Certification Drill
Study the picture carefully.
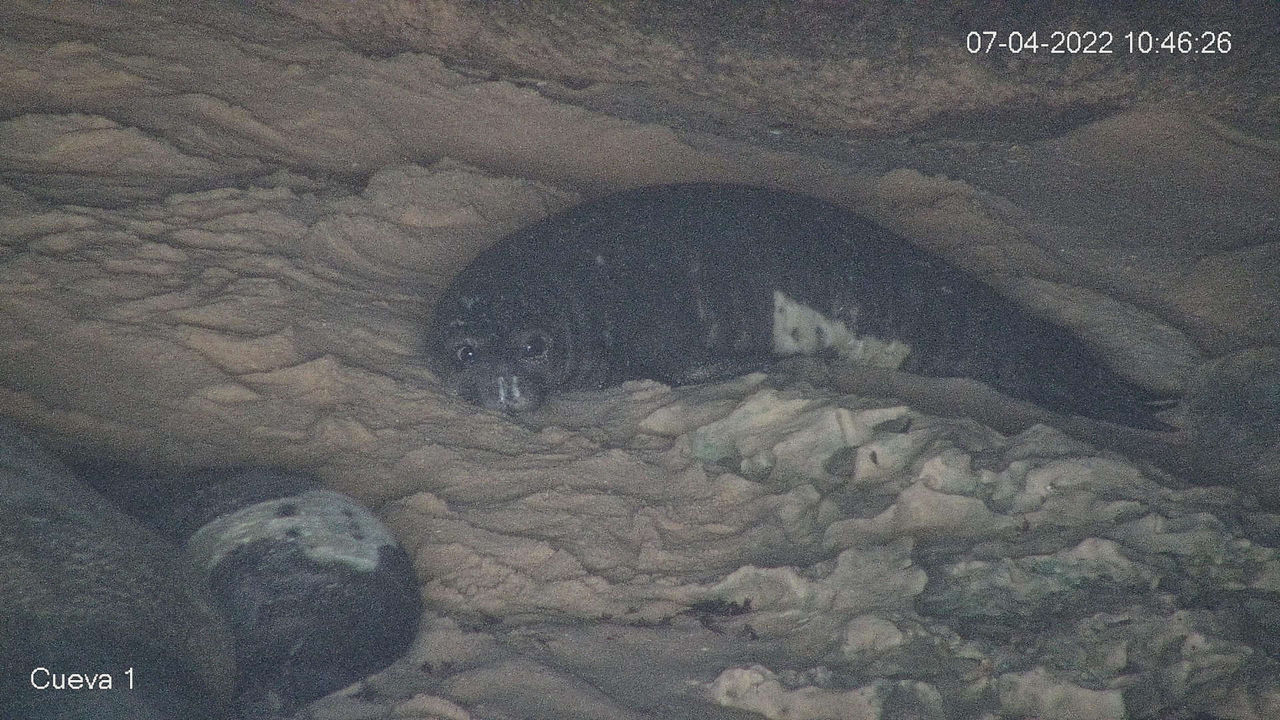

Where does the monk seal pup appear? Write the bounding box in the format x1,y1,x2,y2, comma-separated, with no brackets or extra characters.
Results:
153,469,422,718
426,183,1171,429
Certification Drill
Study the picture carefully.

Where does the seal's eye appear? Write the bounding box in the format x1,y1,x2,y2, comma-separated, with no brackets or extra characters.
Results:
519,333,549,359
453,343,476,363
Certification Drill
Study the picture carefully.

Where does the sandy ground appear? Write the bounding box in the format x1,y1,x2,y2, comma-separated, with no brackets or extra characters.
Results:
2,1,1279,718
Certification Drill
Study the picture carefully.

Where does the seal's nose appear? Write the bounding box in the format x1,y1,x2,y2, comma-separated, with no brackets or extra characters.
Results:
482,374,538,413
456,366,547,413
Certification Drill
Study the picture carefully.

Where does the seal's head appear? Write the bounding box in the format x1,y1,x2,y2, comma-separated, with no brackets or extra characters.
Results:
426,260,610,413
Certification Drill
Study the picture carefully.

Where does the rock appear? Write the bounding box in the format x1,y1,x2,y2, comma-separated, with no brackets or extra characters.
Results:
0,421,236,720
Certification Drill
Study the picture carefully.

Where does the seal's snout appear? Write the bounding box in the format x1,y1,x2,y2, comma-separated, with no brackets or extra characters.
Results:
486,374,538,412
457,367,547,413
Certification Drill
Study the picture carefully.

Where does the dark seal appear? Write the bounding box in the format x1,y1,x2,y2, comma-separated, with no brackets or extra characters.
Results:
167,470,422,718
426,183,1169,429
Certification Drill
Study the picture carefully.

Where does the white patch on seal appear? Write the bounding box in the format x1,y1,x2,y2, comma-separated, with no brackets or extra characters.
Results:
772,290,912,368
185,489,395,574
